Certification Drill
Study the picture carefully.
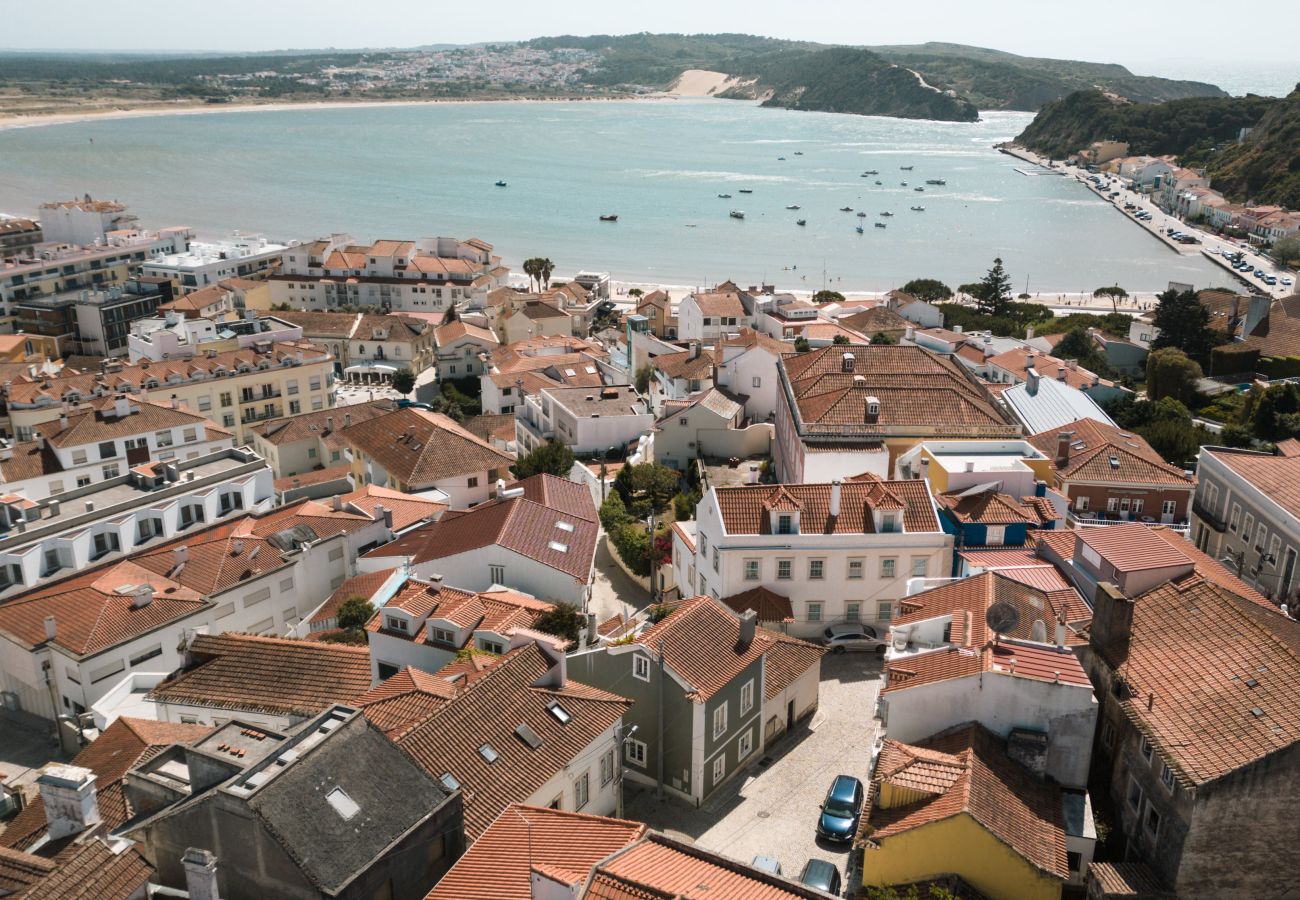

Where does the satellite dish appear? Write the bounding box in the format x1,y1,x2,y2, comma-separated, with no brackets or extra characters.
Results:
985,600,1021,638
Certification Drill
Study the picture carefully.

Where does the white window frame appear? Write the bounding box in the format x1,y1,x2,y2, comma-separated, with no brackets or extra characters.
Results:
574,772,590,811
739,679,754,716
880,557,896,579
847,558,864,580
737,729,754,760
626,739,647,767
712,702,728,740
633,655,651,682
743,559,760,581
712,755,726,786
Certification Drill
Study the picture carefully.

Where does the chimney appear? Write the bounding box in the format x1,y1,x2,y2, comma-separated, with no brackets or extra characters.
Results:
1091,581,1134,667
182,848,220,900
44,616,56,642
829,480,842,517
1067,358,1078,371
173,545,190,567
1243,293,1271,338
36,765,101,840
1056,366,1067,381
1025,325,1035,340
375,505,393,529
113,395,130,418
132,585,154,609
904,325,915,342
1055,431,1074,467
737,609,758,651
331,494,342,511
864,396,880,425
84,501,95,513
47,499,60,518
1024,351,1034,371
36,434,45,450
58,415,68,430
965,460,975,473
325,415,334,433
688,341,700,360
586,612,598,647
952,325,962,334
1055,611,1068,648
1034,480,1047,497
1025,368,1040,397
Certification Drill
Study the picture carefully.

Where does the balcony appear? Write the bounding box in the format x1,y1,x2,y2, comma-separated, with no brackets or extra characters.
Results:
239,388,282,404
1191,499,1226,533
1067,511,1190,536
240,406,283,424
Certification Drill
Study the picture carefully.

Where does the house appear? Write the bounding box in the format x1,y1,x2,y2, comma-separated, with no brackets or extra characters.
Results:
250,400,397,478
139,232,286,294
985,347,1121,403
433,320,499,381
144,632,374,730
127,309,304,363
386,634,632,839
675,479,952,635
774,344,1018,483
881,572,1096,787
347,312,436,376
1078,139,1129,166
1238,294,1300,364
364,572,555,681
0,396,234,501
1089,330,1149,377
677,289,749,341
123,706,465,900
635,289,678,339
156,282,238,319
515,384,652,456
838,304,913,343
479,335,609,415
654,387,766,471
712,327,789,422
359,473,599,607
647,342,715,413
885,289,945,328
936,484,1063,552
855,723,1087,900
568,596,823,806
497,300,573,343
893,438,1054,493
1189,443,1300,601
1029,420,1196,528
1084,575,1300,897
1001,373,1117,435
341,405,513,506
0,800,156,899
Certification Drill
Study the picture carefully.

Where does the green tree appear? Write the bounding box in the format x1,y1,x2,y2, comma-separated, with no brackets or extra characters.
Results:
615,463,680,518
871,331,896,345
540,258,556,291
634,363,654,395
599,490,633,532
1054,328,1112,376
1245,382,1300,442
793,335,811,353
1151,289,1216,366
522,258,543,292
1146,347,1203,406
627,287,644,298
899,278,953,302
390,368,416,398
832,333,851,345
336,596,375,633
1093,284,1129,313
512,441,576,479
1272,234,1300,267
444,302,459,322
971,257,1013,317
531,602,584,645
812,290,845,302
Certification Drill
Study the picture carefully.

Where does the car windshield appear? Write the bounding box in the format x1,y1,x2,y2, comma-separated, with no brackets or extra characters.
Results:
824,797,856,817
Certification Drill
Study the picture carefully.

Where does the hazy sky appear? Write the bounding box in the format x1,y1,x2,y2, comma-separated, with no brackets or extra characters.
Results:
5,0,1300,69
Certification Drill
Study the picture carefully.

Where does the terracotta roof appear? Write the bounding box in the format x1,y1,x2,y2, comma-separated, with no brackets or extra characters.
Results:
0,846,56,894
713,480,940,535
340,483,447,531
276,310,361,339
781,344,1014,437
274,463,352,493
0,717,210,851
713,327,789,360
1028,420,1194,487
309,568,395,627
435,319,499,347
1240,293,1300,357
864,723,1068,880
339,406,513,489
957,548,1074,594
19,838,154,900
393,643,631,838
762,637,825,701
356,666,462,740
839,305,912,335
147,633,372,717
986,348,1113,392
253,399,395,446
1088,861,1173,897
366,474,597,582
354,312,429,341
1102,577,1300,786
687,291,746,317
891,570,1090,646
365,580,553,651
1144,525,1270,607
651,348,715,381
460,413,517,446
937,488,1047,526
427,804,646,900
719,586,794,623
34,399,227,449
1202,446,1300,521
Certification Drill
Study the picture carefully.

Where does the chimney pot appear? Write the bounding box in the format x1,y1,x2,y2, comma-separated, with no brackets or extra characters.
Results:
1055,431,1074,467
133,585,154,608
738,609,758,650
829,480,842,518
36,765,100,840
182,848,220,900
44,615,56,641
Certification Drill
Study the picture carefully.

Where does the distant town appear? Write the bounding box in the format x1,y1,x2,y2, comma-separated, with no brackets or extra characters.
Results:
0,181,1297,900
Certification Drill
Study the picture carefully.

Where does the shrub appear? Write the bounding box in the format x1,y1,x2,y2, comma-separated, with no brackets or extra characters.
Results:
600,491,633,532
531,602,584,645
336,597,375,632
610,523,652,576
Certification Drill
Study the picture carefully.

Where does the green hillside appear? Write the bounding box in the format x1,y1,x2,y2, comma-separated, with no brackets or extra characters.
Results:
1207,85,1300,208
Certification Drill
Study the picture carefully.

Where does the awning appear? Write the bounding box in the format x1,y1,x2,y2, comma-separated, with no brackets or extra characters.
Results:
344,363,398,374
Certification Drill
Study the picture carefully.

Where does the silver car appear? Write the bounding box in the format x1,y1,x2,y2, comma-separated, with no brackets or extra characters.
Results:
822,622,888,654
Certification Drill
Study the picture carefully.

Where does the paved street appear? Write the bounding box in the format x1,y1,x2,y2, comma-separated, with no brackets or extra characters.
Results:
588,537,650,623
624,651,883,884
0,708,66,837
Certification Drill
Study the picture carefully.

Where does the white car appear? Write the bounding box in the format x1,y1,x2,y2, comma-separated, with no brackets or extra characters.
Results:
822,623,888,654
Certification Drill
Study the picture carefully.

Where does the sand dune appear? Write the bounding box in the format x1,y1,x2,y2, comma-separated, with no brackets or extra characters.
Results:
669,69,743,97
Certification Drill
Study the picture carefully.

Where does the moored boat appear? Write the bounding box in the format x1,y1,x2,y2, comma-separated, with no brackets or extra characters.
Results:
494,180,507,187
599,215,618,222
875,222,887,228
796,219,807,226
926,179,946,185
730,210,746,219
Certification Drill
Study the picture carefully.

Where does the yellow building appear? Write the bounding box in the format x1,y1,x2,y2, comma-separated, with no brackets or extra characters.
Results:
857,723,1074,900
0,333,61,364
3,340,335,444
894,439,1055,492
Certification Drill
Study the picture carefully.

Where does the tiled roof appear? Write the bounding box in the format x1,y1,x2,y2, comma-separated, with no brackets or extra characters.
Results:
0,846,56,893
1028,420,1193,487
461,413,518,446
393,643,632,838
1144,525,1270,607
937,488,1044,525
713,480,940,535
339,406,512,488
340,483,447,531
986,347,1113,392
147,633,372,717
426,804,646,900
1088,861,1173,897
354,312,429,341
958,548,1074,594
252,399,395,446
720,586,794,623
1240,293,1300,357
688,291,746,317
1202,446,1300,521
276,310,362,338
1077,523,1196,573
274,463,352,492
892,570,1090,644
781,344,1015,437
35,399,227,449
435,319,499,347
309,568,395,627
762,637,825,701
367,475,597,582
713,327,788,360
0,717,210,851
1103,577,1300,786
864,723,1068,880
652,349,715,381
356,666,461,740
840,305,913,335
884,638,1090,694
365,581,553,651
20,838,154,900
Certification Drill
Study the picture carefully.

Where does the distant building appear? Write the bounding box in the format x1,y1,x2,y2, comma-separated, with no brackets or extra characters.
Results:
140,233,287,294
15,278,167,358
516,384,652,456
433,319,498,380
0,217,42,257
678,288,750,342
1000,372,1116,435
249,399,396,478
38,197,139,245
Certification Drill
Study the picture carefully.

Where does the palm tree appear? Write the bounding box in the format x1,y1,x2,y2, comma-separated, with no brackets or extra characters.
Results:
540,258,555,291
522,258,541,292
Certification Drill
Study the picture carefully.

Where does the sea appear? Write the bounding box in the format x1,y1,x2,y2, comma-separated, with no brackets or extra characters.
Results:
0,100,1242,294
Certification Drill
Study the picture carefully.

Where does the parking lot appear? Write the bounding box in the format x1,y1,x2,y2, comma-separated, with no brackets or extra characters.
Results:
624,650,882,885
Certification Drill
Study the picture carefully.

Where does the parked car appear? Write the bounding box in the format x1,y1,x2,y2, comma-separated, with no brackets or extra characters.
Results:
822,622,887,654
750,855,782,875
817,775,864,842
799,859,842,895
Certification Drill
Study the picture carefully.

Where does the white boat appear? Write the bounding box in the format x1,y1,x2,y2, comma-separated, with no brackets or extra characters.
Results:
730,210,745,220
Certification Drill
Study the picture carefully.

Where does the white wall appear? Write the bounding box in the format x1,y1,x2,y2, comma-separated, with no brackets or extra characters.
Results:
717,347,780,422
761,659,820,745
526,721,623,817
801,446,891,483
360,545,589,607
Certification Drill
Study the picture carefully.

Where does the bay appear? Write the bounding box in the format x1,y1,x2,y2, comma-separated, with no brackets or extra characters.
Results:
0,99,1236,293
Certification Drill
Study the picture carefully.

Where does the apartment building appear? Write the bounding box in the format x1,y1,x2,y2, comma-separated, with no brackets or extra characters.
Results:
270,234,508,312
432,319,498,380
127,310,303,362
38,197,139,244
0,395,235,500
139,233,287,293
516,384,652,455
2,339,335,444
14,278,168,357
678,289,750,341
279,310,435,375
674,479,952,636
249,400,395,478
0,217,42,257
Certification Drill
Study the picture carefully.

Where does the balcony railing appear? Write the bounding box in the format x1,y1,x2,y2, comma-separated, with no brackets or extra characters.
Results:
1191,499,1227,533
1067,511,1190,535
239,389,282,404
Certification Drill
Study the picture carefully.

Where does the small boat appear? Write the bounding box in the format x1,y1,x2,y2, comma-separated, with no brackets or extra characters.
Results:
777,156,786,160
914,186,925,192
786,204,801,210
926,179,946,185
875,180,882,185
494,180,508,187
730,210,745,219
717,193,732,199
794,151,804,155
911,205,925,211
900,166,914,171
839,206,854,212
796,219,807,226
856,211,867,218
880,211,894,217
599,215,618,222
901,181,908,186
738,189,753,194
875,222,887,228
856,225,864,234
863,169,878,175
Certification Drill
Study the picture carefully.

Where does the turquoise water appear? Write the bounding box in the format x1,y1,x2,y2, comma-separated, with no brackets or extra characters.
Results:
0,99,1235,292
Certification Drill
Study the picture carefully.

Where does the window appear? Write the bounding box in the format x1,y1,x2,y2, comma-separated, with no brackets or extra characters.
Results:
102,463,120,479
880,513,898,533
752,376,761,388
182,427,197,443
1229,504,1241,532
1132,499,1144,514
808,559,824,580
1127,777,1143,811
1160,763,1176,792
1101,721,1115,749
433,627,455,644
71,449,87,465
1075,495,1090,511
911,557,928,578
626,739,647,767
807,601,822,623
846,602,860,622
42,548,63,576
743,559,759,581
1140,735,1153,763
1106,497,1119,513
98,441,115,459
699,534,708,557
878,601,893,621
129,643,163,666
1145,804,1161,837
468,476,478,488
198,396,212,412
777,559,792,580
712,755,726,786
740,679,754,715
738,729,754,760
712,702,728,739
489,564,505,583
385,616,407,632
548,702,571,725
847,558,864,580
600,749,614,786
984,525,1005,546
777,514,793,535
1243,514,1254,544
480,639,505,654
245,587,271,607
289,400,301,415
92,531,120,559
477,744,499,764
712,547,719,572
1163,500,1177,517
880,558,897,579
220,391,233,408
155,430,174,448
633,655,651,681
574,772,590,810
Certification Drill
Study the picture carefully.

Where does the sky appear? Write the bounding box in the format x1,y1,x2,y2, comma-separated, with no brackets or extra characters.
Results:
5,0,1300,71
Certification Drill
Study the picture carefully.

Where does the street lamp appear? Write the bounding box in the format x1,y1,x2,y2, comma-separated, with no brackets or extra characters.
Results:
614,723,639,818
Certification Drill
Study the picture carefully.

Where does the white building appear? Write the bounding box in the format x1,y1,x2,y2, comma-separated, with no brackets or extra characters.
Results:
653,388,770,472
127,310,303,362
677,289,749,342
712,329,791,423
37,197,139,245
893,439,1054,496
516,384,652,456
140,233,288,294
433,320,498,381
675,479,953,637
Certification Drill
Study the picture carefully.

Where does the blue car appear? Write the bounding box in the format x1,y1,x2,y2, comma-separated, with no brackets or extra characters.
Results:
817,775,864,843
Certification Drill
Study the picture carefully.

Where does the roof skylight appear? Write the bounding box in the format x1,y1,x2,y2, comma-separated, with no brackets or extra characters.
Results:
478,743,500,763
325,786,360,821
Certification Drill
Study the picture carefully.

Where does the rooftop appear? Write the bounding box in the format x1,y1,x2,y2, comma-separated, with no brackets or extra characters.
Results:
1202,445,1300,522
542,384,648,418
1029,419,1194,487
713,480,940,535
339,406,513,488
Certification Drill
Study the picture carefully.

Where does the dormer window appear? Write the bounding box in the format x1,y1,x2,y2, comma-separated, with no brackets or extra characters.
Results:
385,615,406,633
880,513,899,533
841,352,855,373
777,514,795,535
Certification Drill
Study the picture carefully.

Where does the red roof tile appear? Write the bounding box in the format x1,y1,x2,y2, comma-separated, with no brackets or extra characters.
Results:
714,480,940,535
1028,420,1194,487
340,406,512,488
